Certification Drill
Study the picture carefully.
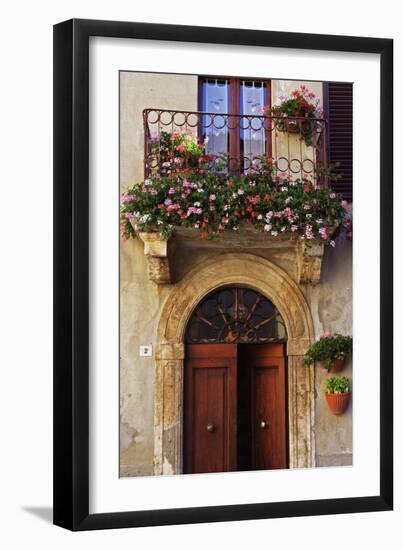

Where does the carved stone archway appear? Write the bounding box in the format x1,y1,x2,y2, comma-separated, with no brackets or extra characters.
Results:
154,253,315,475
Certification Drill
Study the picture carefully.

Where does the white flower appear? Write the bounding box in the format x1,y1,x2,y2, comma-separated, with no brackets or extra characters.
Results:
285,197,292,204
271,230,278,236
266,211,273,219
280,186,288,192
264,224,272,232
157,219,163,225
194,202,201,207
237,189,245,195
281,226,286,232
257,214,263,220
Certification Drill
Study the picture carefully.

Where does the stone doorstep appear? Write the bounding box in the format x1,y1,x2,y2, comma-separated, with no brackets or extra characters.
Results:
135,226,334,285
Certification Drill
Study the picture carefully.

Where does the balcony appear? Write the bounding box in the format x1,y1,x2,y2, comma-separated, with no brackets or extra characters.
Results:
133,108,335,286
143,108,328,184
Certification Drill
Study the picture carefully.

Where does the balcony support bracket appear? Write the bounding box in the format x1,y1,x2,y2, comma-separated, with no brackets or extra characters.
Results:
137,232,172,284
296,241,325,285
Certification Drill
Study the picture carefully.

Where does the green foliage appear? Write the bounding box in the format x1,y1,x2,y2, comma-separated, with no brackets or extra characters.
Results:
325,376,350,394
151,130,205,175
303,333,353,370
120,158,348,243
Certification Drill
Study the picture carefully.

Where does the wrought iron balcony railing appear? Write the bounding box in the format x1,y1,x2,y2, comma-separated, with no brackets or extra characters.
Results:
143,108,328,183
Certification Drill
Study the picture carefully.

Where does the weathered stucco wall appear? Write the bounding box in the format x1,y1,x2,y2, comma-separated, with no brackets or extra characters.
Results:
119,73,352,477
120,72,198,476
305,235,353,466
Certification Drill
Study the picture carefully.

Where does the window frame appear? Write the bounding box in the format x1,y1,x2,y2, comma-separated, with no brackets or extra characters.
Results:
198,76,272,174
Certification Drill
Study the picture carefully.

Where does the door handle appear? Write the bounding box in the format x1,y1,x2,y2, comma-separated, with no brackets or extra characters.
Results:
259,420,269,429
206,423,216,433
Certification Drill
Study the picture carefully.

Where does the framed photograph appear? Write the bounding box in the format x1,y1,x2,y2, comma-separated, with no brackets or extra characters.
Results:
53,19,393,530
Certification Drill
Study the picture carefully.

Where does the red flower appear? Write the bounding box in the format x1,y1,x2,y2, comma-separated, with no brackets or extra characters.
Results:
200,231,207,239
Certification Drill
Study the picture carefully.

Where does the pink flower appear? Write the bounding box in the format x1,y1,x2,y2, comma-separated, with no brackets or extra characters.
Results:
323,332,332,338
121,192,135,203
330,240,336,247
341,200,348,209
209,194,216,201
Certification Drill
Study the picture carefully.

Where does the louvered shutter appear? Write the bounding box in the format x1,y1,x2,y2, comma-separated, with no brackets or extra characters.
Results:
326,82,353,201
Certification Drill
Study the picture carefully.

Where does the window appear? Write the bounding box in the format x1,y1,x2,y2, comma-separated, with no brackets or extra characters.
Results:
199,78,271,173
186,286,286,344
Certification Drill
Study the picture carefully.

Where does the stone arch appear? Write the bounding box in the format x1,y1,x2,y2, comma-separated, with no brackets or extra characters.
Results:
154,253,315,474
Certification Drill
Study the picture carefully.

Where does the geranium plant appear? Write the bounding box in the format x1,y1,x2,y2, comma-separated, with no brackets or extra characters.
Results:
120,158,349,242
151,130,206,176
303,332,353,370
261,85,323,146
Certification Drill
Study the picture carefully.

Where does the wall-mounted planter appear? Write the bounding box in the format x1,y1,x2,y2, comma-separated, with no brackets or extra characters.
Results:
330,357,346,373
325,391,350,415
320,357,346,373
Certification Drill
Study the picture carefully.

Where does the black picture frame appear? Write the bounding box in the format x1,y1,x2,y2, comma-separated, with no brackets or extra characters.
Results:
53,18,393,531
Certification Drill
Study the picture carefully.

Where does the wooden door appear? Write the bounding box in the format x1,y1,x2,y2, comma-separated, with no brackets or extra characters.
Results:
238,344,287,470
184,343,287,474
184,344,237,474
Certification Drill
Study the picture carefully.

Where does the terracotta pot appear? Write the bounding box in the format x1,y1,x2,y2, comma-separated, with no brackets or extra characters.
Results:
286,119,301,133
331,357,346,373
325,392,350,415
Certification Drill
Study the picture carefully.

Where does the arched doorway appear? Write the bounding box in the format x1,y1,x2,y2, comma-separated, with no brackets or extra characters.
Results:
154,253,315,475
184,286,288,474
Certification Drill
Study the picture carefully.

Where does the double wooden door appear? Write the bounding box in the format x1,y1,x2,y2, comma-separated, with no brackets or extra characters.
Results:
184,343,287,474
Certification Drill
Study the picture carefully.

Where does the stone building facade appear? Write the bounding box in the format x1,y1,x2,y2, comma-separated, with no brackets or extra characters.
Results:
119,72,352,477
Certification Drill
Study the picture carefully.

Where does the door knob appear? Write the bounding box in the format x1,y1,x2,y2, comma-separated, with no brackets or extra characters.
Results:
259,420,269,429
206,423,216,433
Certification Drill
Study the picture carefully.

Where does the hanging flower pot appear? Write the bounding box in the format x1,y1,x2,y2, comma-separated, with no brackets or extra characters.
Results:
325,376,350,415
330,357,346,373
285,117,301,133
302,333,352,371
325,392,350,415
